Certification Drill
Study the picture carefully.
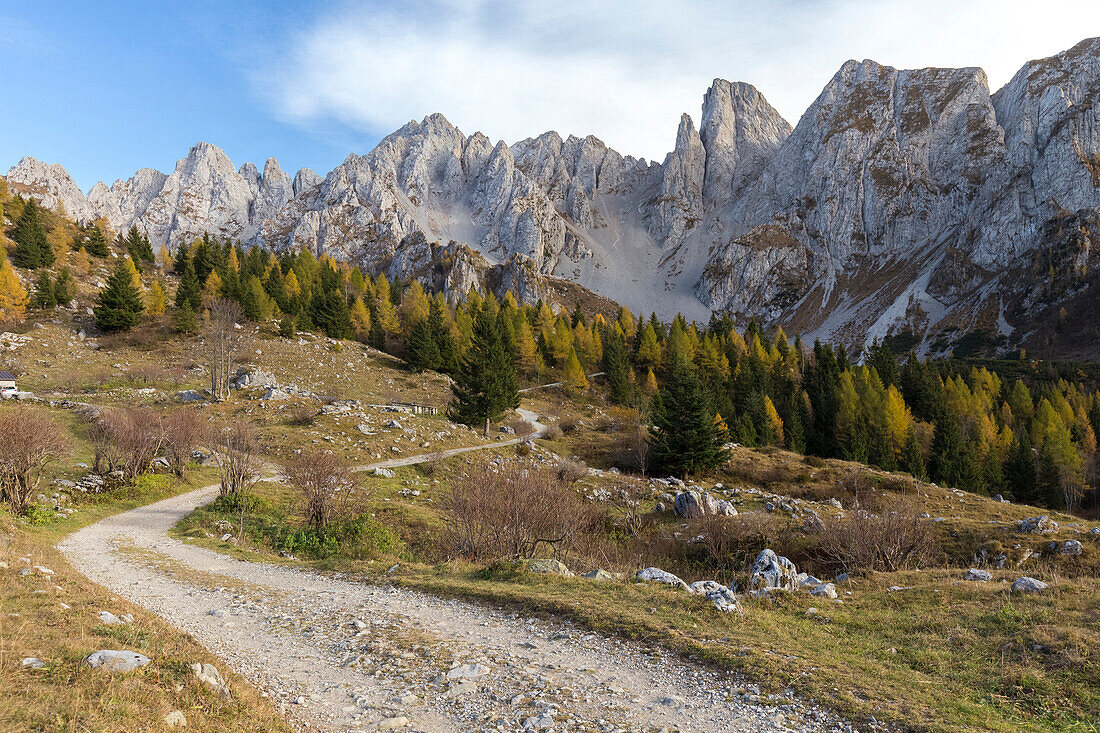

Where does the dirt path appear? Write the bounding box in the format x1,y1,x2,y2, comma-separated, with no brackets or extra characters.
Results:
56,408,855,732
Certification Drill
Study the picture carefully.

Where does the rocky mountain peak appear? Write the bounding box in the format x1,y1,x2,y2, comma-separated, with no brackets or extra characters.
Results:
6,155,94,221
699,80,792,207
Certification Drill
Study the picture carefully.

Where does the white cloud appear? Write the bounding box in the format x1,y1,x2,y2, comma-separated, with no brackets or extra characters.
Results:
264,0,1100,161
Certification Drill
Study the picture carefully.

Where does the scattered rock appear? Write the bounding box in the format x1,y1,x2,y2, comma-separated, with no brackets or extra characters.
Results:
1011,577,1048,593
85,650,151,672
963,568,993,582
673,490,718,518
581,569,616,581
444,681,477,698
527,559,573,576
164,710,187,728
22,657,46,669
750,549,798,591
97,611,126,625
1054,540,1084,556
377,716,409,730
372,467,396,479
1017,515,1058,534
635,567,690,591
190,662,231,698
446,663,490,680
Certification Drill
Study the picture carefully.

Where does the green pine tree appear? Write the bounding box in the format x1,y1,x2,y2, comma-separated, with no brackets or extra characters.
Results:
648,361,730,477
95,259,145,332
84,222,110,258
902,431,927,480
172,242,192,276
448,308,519,429
175,300,198,334
405,319,440,372
175,260,201,311
125,227,154,265
602,328,633,405
278,314,295,338
307,290,352,339
52,266,74,305
32,271,56,308
12,198,52,268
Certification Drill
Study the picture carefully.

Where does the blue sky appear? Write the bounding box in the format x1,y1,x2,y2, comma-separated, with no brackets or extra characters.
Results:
4,1,1100,191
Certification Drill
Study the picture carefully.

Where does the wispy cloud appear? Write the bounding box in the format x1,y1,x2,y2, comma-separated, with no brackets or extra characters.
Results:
261,0,1100,161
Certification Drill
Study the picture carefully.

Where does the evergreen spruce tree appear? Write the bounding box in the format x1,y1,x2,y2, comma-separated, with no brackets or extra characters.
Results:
902,431,927,480
94,259,145,331
12,199,52,268
307,290,352,339
32,271,56,308
405,319,440,372
602,328,632,405
50,267,73,306
125,227,154,265
930,415,966,488
648,361,729,477
175,260,201,312
84,222,110,258
277,314,295,338
368,305,387,351
175,300,198,334
448,308,519,429
428,298,458,374
173,242,192,276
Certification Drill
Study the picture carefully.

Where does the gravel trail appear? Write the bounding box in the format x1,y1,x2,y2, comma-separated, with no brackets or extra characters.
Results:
57,406,856,732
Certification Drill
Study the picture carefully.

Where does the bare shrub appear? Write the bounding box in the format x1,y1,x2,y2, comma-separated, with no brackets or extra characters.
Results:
696,512,788,577
203,298,249,401
420,451,445,477
287,406,317,426
556,457,589,484
163,409,205,477
210,420,262,499
283,450,361,529
444,461,597,561
91,407,164,479
812,500,939,573
506,416,535,438
616,420,650,475
542,423,564,440
0,407,65,513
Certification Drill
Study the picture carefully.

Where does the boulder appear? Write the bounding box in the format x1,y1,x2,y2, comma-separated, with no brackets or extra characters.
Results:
749,549,798,591
635,567,690,591
527,559,573,576
372,467,396,479
808,582,838,599
22,657,46,668
963,568,993,582
1055,540,1084,556
705,587,743,614
715,500,738,517
86,650,151,672
1017,515,1058,534
1011,577,1048,593
176,390,205,403
97,611,127,625
688,580,726,596
582,569,617,581
190,662,231,698
668,488,721,517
